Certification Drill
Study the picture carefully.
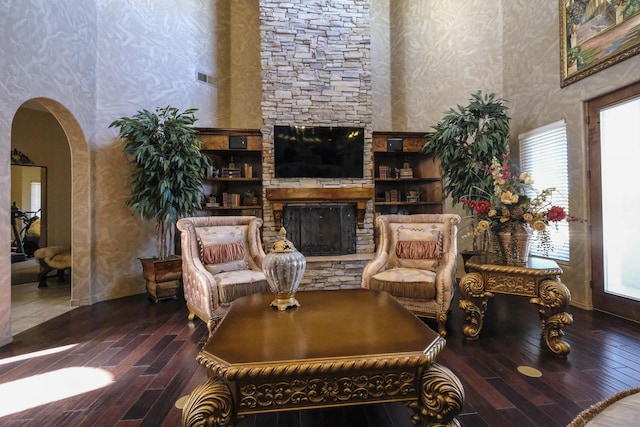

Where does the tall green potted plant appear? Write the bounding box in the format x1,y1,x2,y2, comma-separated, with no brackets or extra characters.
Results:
110,106,210,301
422,91,511,256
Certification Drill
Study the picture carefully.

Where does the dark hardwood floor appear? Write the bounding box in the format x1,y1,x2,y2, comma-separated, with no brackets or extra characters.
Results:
1,289,640,426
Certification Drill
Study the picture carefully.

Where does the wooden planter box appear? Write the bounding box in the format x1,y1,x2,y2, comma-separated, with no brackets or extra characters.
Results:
140,255,182,302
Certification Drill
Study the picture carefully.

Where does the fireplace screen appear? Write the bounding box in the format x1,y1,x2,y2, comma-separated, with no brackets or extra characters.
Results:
283,204,356,256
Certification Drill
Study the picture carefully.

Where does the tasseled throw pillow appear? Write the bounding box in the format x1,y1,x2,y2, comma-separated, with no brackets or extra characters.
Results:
201,241,246,265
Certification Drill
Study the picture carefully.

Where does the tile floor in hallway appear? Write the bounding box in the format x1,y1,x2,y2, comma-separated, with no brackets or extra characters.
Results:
10,281,75,336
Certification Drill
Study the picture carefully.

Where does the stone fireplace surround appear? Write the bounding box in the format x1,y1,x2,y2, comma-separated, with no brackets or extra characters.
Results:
259,1,373,289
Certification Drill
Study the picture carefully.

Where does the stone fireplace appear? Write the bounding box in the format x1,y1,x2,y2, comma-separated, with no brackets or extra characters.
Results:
266,187,374,257
259,1,374,288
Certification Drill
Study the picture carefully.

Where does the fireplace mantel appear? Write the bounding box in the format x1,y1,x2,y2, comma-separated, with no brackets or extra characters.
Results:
266,187,374,229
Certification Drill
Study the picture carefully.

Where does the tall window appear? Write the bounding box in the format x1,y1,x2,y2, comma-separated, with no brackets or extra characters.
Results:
518,120,569,261
30,181,41,215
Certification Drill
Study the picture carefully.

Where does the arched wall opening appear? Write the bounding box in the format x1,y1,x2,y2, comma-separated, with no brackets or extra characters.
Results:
11,98,92,309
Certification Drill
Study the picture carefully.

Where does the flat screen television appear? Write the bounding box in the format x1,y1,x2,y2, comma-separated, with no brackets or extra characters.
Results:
274,125,365,178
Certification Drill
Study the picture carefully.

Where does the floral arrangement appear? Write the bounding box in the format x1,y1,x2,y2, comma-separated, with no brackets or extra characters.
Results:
461,156,581,255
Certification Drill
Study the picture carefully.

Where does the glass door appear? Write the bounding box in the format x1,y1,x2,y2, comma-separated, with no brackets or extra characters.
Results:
588,81,640,320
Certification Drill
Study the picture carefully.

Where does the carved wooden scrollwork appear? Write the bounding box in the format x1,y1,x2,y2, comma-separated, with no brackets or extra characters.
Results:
458,272,486,298
182,377,233,427
409,362,464,427
529,279,573,357
542,312,573,356
458,273,493,340
530,279,573,357
532,279,571,311
486,274,536,295
238,372,417,411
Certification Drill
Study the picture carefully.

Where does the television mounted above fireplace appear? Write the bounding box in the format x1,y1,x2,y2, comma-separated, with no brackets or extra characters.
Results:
274,125,364,178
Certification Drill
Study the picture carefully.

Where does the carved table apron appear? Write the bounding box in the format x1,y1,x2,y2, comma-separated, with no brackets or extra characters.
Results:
459,255,573,357
182,289,464,426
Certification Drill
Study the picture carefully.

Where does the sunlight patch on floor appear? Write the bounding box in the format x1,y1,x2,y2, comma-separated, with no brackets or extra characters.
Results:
0,367,114,416
0,344,78,366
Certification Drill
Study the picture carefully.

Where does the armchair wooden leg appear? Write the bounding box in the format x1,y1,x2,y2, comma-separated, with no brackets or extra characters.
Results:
436,312,448,337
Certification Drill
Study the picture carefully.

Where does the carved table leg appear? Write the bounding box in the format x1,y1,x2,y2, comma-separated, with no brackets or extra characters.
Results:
409,362,465,426
530,278,573,357
182,376,234,427
458,272,494,340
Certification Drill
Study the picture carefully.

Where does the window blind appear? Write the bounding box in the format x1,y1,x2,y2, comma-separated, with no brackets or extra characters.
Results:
519,120,570,261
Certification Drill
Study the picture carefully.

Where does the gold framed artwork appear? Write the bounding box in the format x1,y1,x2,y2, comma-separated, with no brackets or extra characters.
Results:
560,1,640,87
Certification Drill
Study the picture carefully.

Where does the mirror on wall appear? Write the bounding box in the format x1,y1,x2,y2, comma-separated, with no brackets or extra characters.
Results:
11,163,47,263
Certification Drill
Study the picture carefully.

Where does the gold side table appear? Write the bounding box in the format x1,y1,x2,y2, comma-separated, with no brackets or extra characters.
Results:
459,255,573,357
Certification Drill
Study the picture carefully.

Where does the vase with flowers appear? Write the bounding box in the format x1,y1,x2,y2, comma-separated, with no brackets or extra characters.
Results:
463,156,578,265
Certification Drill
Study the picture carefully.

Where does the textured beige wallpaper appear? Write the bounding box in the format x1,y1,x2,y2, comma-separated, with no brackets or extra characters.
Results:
372,0,504,132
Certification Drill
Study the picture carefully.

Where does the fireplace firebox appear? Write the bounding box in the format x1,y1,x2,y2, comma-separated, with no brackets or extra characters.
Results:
283,204,356,256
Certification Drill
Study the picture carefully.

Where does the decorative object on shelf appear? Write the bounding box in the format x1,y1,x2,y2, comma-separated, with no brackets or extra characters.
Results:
205,194,219,208
222,156,241,178
263,227,306,311
400,160,413,178
243,163,252,178
406,186,421,203
206,165,219,179
243,189,256,206
221,167,240,178
110,106,210,300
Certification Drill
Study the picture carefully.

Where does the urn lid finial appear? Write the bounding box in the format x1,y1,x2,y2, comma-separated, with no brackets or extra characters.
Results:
270,227,297,253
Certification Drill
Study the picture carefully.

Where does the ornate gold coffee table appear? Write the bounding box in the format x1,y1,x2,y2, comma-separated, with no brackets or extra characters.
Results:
182,289,464,426
459,255,573,357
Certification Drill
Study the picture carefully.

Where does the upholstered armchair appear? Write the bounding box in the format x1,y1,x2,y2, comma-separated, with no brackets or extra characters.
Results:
176,216,270,333
361,214,461,336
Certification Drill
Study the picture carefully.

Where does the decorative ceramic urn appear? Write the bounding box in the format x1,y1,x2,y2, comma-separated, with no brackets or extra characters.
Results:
263,227,306,311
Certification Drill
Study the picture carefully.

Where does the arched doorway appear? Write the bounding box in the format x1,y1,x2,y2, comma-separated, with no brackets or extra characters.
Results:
9,98,92,334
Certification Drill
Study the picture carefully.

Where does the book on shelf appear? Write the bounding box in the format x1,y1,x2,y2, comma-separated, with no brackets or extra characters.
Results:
221,168,241,178
384,189,399,202
399,168,413,178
